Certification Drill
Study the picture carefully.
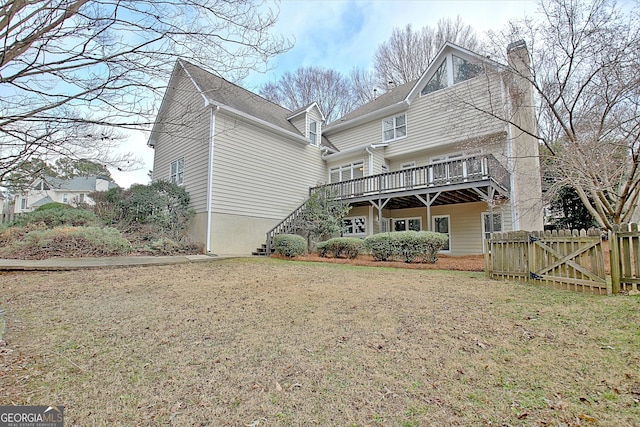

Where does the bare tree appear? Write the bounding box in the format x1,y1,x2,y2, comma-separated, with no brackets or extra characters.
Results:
349,66,380,106
260,66,355,123
373,17,480,87
0,0,290,184
481,0,640,230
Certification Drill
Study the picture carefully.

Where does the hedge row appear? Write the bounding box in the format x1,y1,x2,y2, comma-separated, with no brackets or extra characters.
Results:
316,237,363,259
363,231,448,263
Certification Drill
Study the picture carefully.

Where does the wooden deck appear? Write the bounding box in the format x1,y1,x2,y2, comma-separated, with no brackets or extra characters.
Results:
310,154,511,208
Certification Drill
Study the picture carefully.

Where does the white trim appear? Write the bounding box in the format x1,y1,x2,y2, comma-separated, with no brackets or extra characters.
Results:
329,160,365,182
322,142,388,161
432,214,451,253
343,216,367,236
482,212,503,253
382,112,407,142
391,217,422,232
206,106,219,253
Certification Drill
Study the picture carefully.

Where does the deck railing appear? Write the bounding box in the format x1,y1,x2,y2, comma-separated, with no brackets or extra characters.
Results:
310,154,510,200
265,155,510,254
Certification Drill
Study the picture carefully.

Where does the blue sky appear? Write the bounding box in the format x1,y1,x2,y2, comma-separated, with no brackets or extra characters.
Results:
115,0,537,187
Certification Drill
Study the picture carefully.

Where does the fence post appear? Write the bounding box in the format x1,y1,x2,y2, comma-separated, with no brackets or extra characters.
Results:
609,226,621,295
484,235,491,278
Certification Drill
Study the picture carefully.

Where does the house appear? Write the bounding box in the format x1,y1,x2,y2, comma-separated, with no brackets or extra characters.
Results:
14,175,119,213
148,41,543,255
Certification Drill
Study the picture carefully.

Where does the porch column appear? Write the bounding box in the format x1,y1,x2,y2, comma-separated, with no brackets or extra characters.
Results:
415,192,441,232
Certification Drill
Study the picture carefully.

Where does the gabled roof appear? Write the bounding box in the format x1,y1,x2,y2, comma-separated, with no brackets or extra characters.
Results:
287,102,326,123
38,176,118,192
325,79,416,131
325,42,502,135
149,60,334,149
31,196,54,207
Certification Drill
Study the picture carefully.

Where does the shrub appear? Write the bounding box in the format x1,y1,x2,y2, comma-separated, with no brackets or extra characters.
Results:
0,226,131,259
415,231,449,263
273,234,307,257
12,203,102,228
363,233,396,261
363,231,448,263
90,181,195,242
141,237,203,255
316,237,363,259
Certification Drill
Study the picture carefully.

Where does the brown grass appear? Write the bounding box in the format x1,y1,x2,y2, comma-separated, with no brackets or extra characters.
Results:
1,258,639,426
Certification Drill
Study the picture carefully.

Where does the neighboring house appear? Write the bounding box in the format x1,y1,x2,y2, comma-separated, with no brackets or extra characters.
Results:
14,175,118,213
149,41,543,255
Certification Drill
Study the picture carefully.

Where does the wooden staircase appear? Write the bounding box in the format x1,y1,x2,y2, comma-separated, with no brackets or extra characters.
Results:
252,199,309,256
252,243,274,256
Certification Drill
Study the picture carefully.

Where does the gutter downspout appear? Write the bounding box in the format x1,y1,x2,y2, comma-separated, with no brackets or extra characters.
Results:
206,106,220,253
365,146,374,177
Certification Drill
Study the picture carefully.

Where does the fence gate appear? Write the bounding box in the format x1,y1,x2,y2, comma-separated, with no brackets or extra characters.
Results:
486,229,608,295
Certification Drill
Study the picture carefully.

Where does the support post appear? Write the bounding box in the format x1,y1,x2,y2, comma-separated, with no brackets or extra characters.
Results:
609,226,621,294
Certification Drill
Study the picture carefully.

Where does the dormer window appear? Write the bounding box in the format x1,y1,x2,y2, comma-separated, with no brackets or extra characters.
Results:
382,113,407,142
421,53,483,96
309,120,318,145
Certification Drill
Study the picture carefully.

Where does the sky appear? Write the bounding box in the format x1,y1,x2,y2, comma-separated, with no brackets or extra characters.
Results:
111,0,537,188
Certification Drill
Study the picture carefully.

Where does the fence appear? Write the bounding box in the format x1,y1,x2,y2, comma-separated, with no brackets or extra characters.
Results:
486,229,608,294
486,224,640,295
609,223,640,294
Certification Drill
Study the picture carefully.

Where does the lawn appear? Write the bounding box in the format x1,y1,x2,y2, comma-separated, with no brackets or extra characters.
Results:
1,258,639,426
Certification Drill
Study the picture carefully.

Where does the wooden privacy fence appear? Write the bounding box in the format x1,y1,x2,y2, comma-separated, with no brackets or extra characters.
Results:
486,224,640,295
485,229,608,295
609,223,640,294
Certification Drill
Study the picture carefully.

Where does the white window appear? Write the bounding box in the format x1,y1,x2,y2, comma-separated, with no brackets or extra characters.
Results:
422,60,448,95
482,212,503,241
20,198,27,210
432,215,451,252
309,120,318,145
343,216,367,236
170,158,184,185
421,54,483,96
79,193,85,203
392,217,422,232
453,55,483,84
382,113,407,142
330,161,364,183
62,193,68,203
380,217,390,233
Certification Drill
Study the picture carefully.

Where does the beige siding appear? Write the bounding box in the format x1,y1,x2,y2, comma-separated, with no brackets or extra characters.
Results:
325,119,380,152
152,70,211,213
211,112,326,220
289,114,306,136
385,76,506,159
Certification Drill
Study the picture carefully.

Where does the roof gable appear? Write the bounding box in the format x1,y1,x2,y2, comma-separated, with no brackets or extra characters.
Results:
325,42,501,135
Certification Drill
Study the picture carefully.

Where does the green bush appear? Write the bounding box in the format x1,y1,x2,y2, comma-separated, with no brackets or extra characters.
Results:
90,181,195,242
12,203,102,228
363,231,448,263
273,234,307,257
142,237,203,255
363,233,396,261
316,237,363,259
415,231,449,263
0,226,131,259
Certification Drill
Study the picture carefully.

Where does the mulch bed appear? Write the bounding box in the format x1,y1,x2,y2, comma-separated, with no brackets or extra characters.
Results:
274,252,486,271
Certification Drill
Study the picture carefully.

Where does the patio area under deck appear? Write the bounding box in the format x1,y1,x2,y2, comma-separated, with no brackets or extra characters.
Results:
311,154,511,233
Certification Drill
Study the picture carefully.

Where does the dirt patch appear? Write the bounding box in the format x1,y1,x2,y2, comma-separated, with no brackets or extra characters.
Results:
284,252,486,271
1,258,638,426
